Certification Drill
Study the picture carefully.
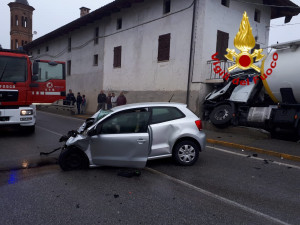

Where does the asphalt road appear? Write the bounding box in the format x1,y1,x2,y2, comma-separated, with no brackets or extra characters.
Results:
0,111,299,225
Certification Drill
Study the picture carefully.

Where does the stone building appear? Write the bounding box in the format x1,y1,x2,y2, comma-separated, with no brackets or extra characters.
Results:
24,0,300,114
8,0,35,50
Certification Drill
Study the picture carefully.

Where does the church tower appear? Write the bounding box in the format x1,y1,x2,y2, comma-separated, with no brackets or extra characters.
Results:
8,0,34,50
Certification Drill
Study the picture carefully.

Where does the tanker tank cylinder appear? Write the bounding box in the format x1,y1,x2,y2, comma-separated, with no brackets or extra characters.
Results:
262,43,300,104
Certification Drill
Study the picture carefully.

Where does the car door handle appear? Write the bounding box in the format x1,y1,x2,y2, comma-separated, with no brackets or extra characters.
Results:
137,139,146,144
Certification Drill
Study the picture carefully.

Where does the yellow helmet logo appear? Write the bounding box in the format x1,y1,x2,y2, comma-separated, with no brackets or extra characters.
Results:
225,12,264,72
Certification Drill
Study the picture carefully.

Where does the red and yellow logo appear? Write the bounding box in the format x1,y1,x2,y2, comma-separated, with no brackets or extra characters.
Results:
225,11,264,72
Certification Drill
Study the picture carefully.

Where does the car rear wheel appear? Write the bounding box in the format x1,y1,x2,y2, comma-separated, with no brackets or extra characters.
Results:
58,147,89,171
173,140,199,166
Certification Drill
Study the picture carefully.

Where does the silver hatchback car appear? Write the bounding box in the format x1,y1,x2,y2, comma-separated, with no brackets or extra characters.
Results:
58,102,206,170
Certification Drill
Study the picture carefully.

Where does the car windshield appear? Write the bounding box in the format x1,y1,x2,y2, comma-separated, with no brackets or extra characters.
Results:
0,56,27,82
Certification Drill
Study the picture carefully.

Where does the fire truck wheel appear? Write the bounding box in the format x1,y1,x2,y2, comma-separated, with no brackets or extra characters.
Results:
59,147,89,171
209,104,233,128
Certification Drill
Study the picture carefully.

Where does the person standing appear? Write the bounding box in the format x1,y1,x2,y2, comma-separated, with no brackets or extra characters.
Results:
97,90,107,111
107,92,112,110
111,92,117,108
66,89,76,105
117,91,127,106
76,92,83,114
81,95,87,114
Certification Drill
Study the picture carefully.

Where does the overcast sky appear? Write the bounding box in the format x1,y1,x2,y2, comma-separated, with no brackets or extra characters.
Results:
0,0,300,48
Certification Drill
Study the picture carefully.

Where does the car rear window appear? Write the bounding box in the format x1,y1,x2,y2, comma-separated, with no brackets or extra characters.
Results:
151,107,185,124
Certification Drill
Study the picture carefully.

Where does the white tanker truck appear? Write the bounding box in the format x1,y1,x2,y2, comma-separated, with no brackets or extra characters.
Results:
203,40,300,139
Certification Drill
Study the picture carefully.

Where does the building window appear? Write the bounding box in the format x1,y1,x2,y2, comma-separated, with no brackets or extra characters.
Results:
113,46,122,68
11,40,13,49
117,18,122,30
15,39,18,49
37,49,40,54
68,37,72,52
25,41,27,45
254,9,261,22
46,46,49,52
15,16,18,26
221,0,230,7
22,40,24,46
94,27,99,45
24,17,28,28
216,30,229,61
94,54,99,66
163,0,171,14
158,33,171,62
67,60,71,76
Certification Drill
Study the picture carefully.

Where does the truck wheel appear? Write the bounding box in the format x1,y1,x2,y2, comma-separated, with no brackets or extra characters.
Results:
58,148,89,171
172,140,199,166
209,104,233,128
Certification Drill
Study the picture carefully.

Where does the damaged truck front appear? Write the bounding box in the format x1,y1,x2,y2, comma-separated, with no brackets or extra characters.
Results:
203,40,300,139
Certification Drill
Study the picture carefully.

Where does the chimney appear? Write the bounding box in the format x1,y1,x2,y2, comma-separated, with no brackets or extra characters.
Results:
80,7,90,17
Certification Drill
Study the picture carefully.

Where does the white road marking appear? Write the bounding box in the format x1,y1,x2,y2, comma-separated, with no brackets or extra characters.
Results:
207,145,300,170
146,167,291,225
36,125,63,137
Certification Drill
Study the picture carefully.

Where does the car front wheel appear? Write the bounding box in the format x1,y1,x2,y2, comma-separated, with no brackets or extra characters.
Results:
58,147,89,171
173,140,199,166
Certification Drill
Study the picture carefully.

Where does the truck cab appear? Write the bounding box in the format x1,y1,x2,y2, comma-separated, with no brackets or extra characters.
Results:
0,49,65,132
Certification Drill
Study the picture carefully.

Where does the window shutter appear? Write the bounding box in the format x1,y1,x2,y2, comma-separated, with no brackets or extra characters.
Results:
114,46,122,68
158,33,171,61
216,30,229,61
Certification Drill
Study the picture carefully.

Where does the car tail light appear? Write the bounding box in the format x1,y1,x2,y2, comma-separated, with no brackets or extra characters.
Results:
195,120,202,131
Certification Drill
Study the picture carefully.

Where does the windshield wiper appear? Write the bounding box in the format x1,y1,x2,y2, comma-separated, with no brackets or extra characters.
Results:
0,62,8,82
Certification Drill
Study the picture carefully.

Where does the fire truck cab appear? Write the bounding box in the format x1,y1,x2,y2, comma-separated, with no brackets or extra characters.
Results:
0,49,66,133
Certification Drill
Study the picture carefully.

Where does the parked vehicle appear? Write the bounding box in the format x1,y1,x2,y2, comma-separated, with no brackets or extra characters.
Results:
203,40,300,138
58,102,206,170
0,48,66,133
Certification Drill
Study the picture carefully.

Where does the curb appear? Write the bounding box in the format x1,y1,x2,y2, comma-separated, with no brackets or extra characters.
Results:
207,139,300,162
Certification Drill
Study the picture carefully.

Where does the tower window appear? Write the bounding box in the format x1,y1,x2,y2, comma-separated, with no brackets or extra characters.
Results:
24,18,28,28
163,0,171,14
15,40,18,49
15,16,18,26
46,46,49,52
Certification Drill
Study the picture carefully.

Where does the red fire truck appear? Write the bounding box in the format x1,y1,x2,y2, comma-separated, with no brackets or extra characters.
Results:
0,49,66,133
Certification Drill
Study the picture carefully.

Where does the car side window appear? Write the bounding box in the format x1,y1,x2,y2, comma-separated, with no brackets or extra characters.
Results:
151,107,185,124
100,109,150,134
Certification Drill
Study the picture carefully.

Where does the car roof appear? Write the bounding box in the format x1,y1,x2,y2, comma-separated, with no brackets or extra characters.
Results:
111,102,187,112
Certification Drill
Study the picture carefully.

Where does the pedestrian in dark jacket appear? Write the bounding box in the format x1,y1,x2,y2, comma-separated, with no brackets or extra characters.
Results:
76,92,83,114
97,90,107,111
66,89,76,105
107,92,112,110
117,91,127,106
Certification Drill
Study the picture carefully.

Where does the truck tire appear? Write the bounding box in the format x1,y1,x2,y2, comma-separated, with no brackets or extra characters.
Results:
209,104,233,128
59,147,89,171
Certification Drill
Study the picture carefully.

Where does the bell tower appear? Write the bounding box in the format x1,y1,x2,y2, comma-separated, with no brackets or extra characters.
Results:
8,0,34,50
